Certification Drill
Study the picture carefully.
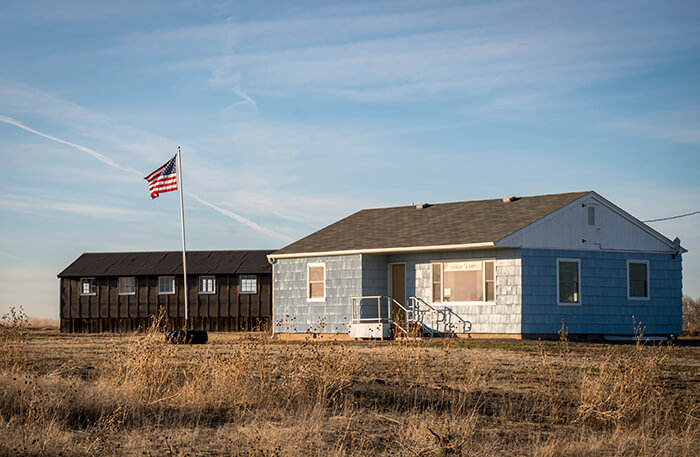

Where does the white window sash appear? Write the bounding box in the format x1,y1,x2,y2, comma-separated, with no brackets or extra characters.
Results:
307,263,326,301
431,259,495,304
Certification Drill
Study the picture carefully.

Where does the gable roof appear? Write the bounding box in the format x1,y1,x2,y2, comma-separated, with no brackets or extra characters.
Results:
58,250,273,277
271,191,591,257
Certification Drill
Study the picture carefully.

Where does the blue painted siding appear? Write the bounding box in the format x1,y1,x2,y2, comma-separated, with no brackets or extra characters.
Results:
521,249,682,335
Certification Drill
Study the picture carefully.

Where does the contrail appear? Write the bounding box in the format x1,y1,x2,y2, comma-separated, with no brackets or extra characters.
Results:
1,114,290,242
0,115,142,176
189,193,292,242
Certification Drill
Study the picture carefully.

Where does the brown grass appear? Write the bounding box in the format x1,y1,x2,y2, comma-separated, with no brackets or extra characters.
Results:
27,318,59,330
0,311,698,456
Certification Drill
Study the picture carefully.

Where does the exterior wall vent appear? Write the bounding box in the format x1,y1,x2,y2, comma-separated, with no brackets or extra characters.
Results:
415,203,431,209
502,196,519,203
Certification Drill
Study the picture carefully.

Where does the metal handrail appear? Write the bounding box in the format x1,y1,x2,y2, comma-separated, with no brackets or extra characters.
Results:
351,295,472,338
408,296,472,335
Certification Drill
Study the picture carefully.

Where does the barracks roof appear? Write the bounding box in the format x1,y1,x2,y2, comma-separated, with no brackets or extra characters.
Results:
58,250,273,277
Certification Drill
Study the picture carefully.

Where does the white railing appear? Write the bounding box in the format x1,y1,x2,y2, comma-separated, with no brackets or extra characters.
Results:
351,296,409,336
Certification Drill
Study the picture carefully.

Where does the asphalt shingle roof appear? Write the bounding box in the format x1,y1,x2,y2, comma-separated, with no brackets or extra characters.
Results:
273,191,590,255
58,250,273,277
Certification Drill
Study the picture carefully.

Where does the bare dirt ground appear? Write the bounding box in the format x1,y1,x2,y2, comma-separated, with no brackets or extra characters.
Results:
1,327,699,456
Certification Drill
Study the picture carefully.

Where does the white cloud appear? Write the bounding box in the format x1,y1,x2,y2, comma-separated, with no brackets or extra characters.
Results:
105,1,700,104
0,94,296,243
0,194,153,219
188,193,292,242
0,81,176,163
607,110,700,145
0,115,141,174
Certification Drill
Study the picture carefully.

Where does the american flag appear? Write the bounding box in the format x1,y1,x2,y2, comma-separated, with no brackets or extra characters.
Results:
145,155,177,199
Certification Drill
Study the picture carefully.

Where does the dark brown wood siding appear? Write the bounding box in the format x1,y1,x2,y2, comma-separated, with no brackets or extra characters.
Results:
59,273,272,333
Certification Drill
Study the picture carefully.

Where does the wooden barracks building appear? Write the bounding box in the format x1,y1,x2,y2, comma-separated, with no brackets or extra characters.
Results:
58,250,272,333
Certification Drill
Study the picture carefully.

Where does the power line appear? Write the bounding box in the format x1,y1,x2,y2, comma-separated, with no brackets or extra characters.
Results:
643,210,700,223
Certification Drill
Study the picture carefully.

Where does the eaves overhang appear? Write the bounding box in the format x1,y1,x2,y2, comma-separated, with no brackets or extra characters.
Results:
267,241,496,261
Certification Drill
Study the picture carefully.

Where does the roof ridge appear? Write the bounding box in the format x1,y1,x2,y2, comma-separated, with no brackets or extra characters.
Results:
357,190,591,212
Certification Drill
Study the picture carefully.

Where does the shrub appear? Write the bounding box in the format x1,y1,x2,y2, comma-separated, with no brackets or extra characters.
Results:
682,295,700,335
0,306,28,370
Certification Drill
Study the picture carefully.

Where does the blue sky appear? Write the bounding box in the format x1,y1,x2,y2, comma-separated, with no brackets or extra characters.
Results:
1,0,698,319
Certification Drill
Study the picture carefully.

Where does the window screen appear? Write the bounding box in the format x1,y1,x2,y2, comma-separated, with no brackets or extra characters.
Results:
629,262,648,298
308,265,325,299
118,277,135,295
432,263,442,302
484,261,495,301
558,260,579,303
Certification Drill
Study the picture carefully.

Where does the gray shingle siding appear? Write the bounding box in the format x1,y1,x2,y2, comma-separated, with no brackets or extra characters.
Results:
273,249,523,335
273,255,362,333
387,249,521,334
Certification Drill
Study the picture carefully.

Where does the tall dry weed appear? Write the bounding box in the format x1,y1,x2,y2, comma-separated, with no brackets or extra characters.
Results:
99,308,179,406
0,306,29,370
575,321,670,427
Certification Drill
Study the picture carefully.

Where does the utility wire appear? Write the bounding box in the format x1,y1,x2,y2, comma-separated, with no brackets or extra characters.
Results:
643,210,700,223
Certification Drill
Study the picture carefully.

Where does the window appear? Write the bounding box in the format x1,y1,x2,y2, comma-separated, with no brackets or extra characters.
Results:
118,277,135,295
557,259,580,305
158,276,175,294
628,260,649,299
307,263,325,300
80,277,96,295
431,260,495,303
240,275,257,294
199,275,216,294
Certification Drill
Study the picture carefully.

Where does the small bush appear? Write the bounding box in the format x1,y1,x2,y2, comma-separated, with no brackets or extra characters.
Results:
682,295,700,335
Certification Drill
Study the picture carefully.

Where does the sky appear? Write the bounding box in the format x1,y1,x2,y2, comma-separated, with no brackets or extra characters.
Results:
0,0,698,319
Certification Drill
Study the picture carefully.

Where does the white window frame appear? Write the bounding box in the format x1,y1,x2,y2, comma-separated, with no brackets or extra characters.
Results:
307,263,326,302
627,259,650,300
430,259,496,304
199,275,216,294
80,277,96,296
118,276,136,295
557,258,581,306
158,276,175,295
239,275,257,294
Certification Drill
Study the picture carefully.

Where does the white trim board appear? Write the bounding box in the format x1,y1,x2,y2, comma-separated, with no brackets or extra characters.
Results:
268,242,495,260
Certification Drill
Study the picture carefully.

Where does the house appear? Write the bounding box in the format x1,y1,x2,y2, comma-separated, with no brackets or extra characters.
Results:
58,250,272,333
267,191,685,340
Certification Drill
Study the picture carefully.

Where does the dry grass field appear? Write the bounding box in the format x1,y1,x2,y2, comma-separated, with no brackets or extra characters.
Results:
1,309,699,456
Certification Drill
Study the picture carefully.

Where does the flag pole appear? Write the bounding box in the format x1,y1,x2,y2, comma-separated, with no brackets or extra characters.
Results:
176,146,189,329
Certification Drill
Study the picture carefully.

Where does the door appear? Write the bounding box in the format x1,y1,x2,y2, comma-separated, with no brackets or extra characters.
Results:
389,263,406,323
585,204,601,248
